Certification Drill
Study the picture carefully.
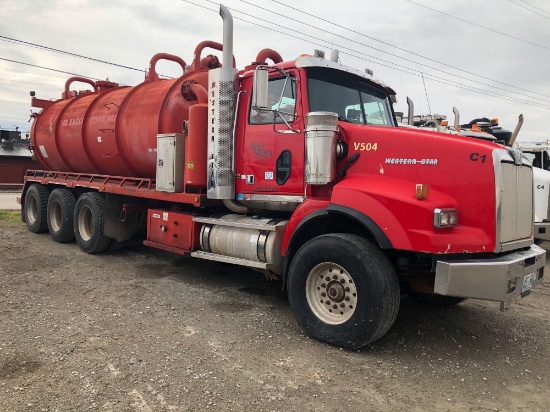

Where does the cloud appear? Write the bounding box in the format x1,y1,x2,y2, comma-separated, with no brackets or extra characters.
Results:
0,0,548,141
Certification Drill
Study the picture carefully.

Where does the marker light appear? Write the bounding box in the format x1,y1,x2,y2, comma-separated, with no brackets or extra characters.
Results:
434,208,458,228
441,120,448,126
471,123,480,132
491,118,498,126
416,184,429,200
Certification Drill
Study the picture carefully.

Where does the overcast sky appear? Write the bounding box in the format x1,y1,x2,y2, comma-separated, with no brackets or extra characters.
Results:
2,0,550,141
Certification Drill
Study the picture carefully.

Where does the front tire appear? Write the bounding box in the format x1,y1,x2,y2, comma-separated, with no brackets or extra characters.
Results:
288,234,400,349
74,192,112,254
24,184,50,233
47,188,76,243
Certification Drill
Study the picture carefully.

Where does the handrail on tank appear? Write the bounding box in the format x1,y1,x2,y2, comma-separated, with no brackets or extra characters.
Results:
243,48,284,71
146,53,187,82
191,40,236,73
190,83,208,104
63,77,98,99
255,48,283,65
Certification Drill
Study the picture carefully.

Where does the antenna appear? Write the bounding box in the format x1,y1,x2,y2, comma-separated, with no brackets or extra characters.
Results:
421,72,432,115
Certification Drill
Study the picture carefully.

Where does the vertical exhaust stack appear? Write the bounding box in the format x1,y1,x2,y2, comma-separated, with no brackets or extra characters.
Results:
453,107,460,130
220,5,233,70
207,4,239,200
406,97,414,126
509,114,524,147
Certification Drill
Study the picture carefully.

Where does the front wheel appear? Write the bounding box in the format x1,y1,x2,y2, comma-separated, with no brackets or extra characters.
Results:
288,234,400,349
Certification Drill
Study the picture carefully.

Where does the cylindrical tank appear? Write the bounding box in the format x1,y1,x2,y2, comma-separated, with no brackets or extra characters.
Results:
304,111,338,185
31,54,211,179
199,214,288,275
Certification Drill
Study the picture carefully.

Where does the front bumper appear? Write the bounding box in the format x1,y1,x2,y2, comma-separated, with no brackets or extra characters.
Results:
534,222,550,241
434,245,546,310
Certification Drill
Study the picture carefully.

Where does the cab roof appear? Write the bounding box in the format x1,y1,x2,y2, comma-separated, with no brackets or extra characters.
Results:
242,55,396,96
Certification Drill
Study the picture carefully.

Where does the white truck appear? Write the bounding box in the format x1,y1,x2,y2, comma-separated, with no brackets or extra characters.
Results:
518,141,550,242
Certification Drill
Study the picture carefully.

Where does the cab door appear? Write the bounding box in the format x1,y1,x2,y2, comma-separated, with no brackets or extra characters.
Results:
235,70,305,198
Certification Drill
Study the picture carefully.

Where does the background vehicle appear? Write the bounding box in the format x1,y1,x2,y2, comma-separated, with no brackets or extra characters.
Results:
518,141,550,242
20,5,545,349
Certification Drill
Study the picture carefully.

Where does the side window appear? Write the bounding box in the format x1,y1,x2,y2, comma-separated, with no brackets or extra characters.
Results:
342,87,392,126
362,101,390,126
249,77,296,124
543,151,550,171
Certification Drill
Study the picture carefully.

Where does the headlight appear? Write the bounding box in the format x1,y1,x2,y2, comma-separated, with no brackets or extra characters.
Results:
434,208,458,228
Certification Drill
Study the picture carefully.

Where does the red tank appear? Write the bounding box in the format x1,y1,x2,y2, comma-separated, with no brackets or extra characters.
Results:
30,43,226,179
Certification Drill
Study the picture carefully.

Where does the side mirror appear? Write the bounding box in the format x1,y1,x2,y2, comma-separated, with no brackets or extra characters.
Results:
252,68,269,110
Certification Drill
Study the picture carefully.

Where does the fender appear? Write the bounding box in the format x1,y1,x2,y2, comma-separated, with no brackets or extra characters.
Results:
330,175,415,251
282,198,330,256
327,204,392,249
282,197,392,275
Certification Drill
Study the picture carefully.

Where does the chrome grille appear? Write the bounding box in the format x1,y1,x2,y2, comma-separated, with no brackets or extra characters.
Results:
496,149,533,251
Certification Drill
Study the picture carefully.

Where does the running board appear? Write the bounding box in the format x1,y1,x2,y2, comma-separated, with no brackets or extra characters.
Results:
192,217,283,232
191,251,274,270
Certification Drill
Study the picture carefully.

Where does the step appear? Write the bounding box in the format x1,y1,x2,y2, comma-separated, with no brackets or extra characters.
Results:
192,216,284,232
191,251,273,270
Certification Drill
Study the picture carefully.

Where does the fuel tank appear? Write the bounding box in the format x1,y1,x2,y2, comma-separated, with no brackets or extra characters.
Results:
30,51,216,178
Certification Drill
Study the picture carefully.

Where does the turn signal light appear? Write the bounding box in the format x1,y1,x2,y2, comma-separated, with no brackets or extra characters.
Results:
416,184,429,199
434,208,458,228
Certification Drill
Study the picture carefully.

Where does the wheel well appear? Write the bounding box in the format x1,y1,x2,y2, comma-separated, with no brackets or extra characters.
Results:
284,212,385,283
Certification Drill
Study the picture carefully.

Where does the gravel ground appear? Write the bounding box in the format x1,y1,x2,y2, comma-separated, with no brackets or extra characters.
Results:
1,221,549,411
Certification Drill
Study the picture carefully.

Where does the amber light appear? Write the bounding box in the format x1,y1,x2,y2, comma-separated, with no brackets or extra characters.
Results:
416,184,429,199
441,120,448,126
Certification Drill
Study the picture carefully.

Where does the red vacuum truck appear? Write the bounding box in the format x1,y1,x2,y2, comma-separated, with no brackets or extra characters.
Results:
21,5,546,349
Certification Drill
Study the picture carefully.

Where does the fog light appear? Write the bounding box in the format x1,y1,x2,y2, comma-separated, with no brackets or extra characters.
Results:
434,208,458,228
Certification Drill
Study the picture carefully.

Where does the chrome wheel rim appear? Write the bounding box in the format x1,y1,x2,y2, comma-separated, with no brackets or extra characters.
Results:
306,262,358,325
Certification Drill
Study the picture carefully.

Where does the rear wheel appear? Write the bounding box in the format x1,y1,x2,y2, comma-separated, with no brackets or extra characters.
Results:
74,192,112,254
24,184,50,233
408,292,465,307
47,188,76,243
288,234,400,349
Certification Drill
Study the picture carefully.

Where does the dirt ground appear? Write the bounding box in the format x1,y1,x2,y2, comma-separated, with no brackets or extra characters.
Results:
1,218,549,411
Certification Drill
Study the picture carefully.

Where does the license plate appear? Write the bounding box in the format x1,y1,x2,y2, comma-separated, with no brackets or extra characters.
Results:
522,273,535,293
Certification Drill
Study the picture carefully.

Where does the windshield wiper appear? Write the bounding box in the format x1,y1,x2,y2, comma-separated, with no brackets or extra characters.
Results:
337,115,351,123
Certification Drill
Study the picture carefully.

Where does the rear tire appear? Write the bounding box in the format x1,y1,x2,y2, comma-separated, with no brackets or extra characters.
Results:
74,192,112,254
409,292,465,307
288,234,400,349
47,188,76,243
24,184,50,233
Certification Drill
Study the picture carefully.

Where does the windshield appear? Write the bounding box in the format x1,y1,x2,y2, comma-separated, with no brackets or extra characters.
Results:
524,151,550,170
306,67,394,126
